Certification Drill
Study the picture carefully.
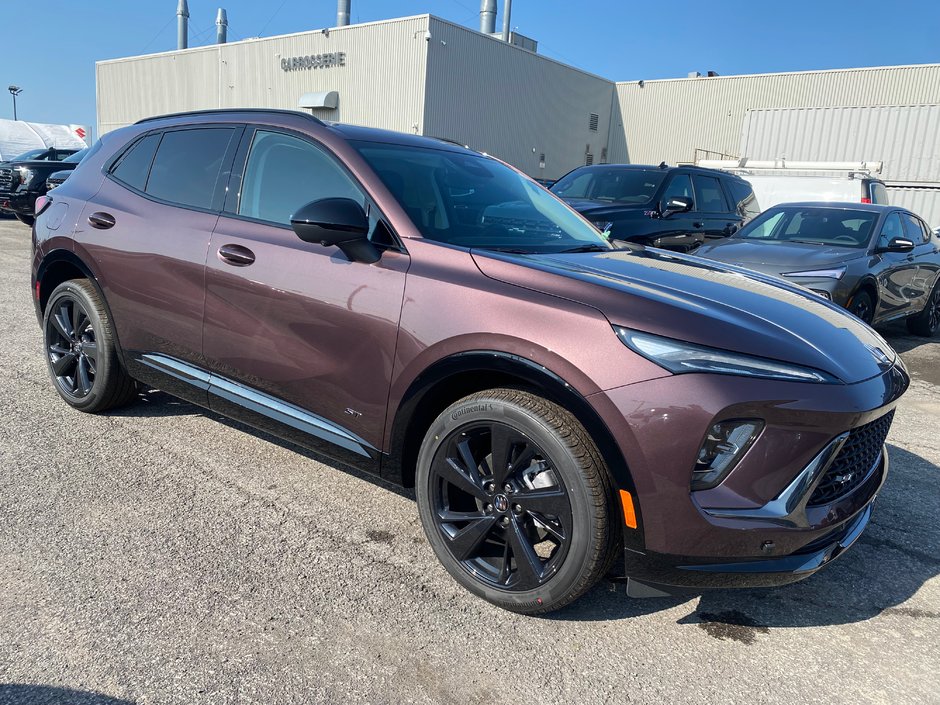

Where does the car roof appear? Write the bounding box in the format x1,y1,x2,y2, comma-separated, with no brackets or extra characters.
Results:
768,201,902,214
561,163,748,181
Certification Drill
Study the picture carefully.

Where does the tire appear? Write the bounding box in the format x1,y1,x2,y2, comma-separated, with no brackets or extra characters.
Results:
848,290,874,324
15,213,34,226
906,282,940,337
415,388,620,614
43,279,138,412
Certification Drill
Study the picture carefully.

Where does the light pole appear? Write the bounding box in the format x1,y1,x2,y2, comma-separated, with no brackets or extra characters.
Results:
8,85,22,121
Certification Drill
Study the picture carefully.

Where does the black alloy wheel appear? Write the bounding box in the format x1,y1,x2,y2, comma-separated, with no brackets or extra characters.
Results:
42,280,138,412
849,290,874,324
429,423,572,591
416,389,619,614
46,296,98,399
907,282,940,337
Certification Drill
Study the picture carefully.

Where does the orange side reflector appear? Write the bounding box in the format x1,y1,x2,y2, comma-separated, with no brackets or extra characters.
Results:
619,489,638,529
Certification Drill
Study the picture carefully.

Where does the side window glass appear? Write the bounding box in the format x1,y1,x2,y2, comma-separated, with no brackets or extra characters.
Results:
661,174,693,207
901,213,928,244
870,182,889,204
879,213,904,247
692,175,727,213
146,128,235,209
110,133,161,192
238,130,363,225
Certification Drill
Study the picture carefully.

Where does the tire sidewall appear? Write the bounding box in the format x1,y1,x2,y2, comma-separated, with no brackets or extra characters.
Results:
43,281,117,412
416,393,599,612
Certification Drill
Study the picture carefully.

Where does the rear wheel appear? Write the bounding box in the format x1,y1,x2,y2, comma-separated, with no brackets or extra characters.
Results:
15,213,34,226
43,280,138,412
907,282,940,337
416,388,619,614
848,290,874,324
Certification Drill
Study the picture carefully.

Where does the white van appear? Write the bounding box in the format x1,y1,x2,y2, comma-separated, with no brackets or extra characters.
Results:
738,173,889,210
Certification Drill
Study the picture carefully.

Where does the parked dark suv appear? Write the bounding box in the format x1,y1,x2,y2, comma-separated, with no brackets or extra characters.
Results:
0,147,81,224
32,110,907,614
550,164,759,251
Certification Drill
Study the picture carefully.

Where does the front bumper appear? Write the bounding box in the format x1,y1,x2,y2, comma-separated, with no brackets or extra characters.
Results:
590,360,907,591
0,187,34,216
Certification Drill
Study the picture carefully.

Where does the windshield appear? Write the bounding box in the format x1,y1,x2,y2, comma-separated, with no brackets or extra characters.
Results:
735,206,878,248
62,148,88,164
550,167,666,204
13,148,49,161
352,141,612,253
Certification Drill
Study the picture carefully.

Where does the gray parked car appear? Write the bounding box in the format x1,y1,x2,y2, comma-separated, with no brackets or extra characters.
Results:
695,202,940,335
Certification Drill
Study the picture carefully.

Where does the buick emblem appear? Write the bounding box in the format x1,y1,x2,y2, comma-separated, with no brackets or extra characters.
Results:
493,494,509,512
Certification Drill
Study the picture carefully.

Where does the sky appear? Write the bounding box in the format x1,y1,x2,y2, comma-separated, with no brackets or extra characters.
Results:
4,0,940,136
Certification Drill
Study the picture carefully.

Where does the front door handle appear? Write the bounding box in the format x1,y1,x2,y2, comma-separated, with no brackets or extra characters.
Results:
217,244,256,267
88,212,115,229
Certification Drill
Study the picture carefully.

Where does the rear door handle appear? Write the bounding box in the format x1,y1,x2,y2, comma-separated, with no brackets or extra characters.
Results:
217,243,256,267
88,212,115,229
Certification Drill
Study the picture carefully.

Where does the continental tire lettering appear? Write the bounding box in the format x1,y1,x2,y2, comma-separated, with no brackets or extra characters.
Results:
451,403,496,421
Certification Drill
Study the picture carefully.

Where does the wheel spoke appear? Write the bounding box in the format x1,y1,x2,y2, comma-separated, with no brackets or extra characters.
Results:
52,304,72,340
445,516,497,561
438,508,488,523
455,437,484,488
529,512,567,542
434,456,486,500
496,541,512,585
488,424,516,485
518,487,570,518
507,516,545,588
76,356,92,395
71,304,87,341
49,344,71,356
80,341,97,362
51,352,78,377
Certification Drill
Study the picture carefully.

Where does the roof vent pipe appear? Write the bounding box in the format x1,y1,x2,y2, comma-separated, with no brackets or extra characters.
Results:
177,0,189,50
337,0,350,26
480,0,496,34
216,8,228,44
501,0,512,41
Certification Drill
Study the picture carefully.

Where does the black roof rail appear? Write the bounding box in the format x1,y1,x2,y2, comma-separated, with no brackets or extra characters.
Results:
135,108,326,125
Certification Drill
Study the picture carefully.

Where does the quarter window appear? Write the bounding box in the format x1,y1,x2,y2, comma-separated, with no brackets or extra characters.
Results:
110,133,161,192
145,128,235,210
692,175,727,213
239,130,362,225
901,213,930,243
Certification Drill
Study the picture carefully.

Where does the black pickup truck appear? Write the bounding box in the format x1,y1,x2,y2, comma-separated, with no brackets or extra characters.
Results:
0,147,82,224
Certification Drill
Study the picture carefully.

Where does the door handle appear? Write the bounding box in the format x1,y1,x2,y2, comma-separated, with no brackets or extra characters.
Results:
88,212,115,229
692,221,704,228
217,244,256,267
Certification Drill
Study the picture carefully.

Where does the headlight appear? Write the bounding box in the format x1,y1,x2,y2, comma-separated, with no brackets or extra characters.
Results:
15,167,34,185
783,267,846,280
615,328,838,383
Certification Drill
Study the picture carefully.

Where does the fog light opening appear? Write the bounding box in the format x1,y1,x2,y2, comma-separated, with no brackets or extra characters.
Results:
691,420,763,491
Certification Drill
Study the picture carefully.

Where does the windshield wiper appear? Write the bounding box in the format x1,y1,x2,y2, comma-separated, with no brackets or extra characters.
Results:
557,244,612,253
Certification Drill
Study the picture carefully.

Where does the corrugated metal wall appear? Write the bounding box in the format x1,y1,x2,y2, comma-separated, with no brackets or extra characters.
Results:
886,187,940,228
422,17,615,179
741,105,940,183
609,64,940,166
97,15,431,136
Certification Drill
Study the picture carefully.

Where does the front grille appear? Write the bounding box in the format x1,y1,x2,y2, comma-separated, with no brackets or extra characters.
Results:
0,167,14,191
808,410,894,506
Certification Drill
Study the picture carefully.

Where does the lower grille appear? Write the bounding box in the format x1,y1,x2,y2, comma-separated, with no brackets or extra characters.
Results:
808,410,894,506
0,167,14,191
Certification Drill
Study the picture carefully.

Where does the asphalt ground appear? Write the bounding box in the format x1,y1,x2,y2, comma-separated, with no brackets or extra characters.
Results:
0,217,937,705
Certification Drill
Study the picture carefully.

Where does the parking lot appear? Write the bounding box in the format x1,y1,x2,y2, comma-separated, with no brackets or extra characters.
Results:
0,217,937,704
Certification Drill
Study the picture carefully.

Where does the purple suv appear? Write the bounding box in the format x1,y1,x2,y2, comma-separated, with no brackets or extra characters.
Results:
31,110,909,613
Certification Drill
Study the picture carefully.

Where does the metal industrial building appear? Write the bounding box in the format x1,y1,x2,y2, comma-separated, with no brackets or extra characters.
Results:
96,6,940,223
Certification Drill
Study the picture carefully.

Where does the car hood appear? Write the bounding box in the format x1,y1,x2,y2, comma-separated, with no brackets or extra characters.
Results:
695,239,865,270
471,246,896,385
558,198,649,217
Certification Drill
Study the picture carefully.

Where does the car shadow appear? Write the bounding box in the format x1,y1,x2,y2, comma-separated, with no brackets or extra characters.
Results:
109,392,938,629
879,321,931,354
0,684,133,704
552,443,940,629
105,389,416,501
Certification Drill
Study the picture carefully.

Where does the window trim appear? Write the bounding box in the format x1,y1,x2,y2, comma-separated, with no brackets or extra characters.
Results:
104,123,244,216
691,173,729,214
220,124,406,253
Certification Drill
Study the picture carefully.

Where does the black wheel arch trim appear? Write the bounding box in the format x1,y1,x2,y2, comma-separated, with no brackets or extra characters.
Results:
34,249,129,370
383,350,645,550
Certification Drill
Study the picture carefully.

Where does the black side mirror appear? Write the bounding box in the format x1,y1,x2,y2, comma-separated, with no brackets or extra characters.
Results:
291,198,380,264
660,196,693,218
875,237,915,254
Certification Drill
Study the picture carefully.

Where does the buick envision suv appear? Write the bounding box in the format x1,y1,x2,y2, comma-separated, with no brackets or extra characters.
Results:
31,110,908,614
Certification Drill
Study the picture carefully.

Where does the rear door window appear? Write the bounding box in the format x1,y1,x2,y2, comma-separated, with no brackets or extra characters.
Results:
726,179,760,221
110,133,161,192
145,128,236,210
692,175,728,213
901,212,930,243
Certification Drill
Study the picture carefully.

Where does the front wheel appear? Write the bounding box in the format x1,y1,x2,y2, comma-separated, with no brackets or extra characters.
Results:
848,290,874,324
416,389,620,614
907,282,940,337
43,279,138,412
